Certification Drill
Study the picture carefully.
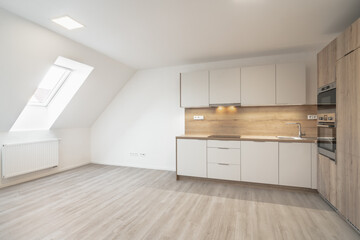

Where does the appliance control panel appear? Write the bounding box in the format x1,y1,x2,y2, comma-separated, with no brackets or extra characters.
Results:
318,113,336,123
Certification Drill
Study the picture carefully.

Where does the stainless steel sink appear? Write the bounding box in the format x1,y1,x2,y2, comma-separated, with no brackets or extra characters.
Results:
276,136,303,140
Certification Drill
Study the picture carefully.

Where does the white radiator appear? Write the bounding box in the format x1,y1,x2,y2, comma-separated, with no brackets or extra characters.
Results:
1,139,59,178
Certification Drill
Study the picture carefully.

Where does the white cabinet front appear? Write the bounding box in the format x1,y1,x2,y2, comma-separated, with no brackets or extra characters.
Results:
177,139,207,177
180,71,209,108
241,64,276,106
209,68,241,105
207,148,240,165
276,63,306,105
241,141,279,184
279,142,312,188
208,163,240,181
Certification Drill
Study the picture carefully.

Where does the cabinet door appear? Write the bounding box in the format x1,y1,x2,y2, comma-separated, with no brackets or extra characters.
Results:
337,18,360,60
279,143,311,188
180,71,209,108
241,141,278,184
276,63,306,105
318,154,336,207
208,163,240,181
207,148,241,165
318,154,330,200
241,65,276,106
177,139,207,177
336,49,360,228
209,68,240,105
318,39,337,87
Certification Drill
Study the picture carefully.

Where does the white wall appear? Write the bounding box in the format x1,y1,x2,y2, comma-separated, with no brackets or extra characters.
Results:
0,9,136,186
91,51,318,171
0,128,90,188
0,8,135,131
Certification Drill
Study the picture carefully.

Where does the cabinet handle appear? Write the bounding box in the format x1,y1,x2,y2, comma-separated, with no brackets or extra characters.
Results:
217,163,230,166
217,147,230,149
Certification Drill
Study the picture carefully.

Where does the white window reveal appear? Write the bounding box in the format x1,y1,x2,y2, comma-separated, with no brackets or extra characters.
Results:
11,56,93,131
28,65,71,107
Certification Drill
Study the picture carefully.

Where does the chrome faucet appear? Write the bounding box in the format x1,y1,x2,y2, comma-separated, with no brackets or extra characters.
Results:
286,122,304,138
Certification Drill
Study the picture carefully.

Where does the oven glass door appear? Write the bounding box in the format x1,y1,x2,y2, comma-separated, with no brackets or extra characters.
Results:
318,126,336,160
318,88,336,106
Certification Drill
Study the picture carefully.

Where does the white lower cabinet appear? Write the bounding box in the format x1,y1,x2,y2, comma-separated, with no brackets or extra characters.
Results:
208,163,240,181
207,140,241,181
279,142,312,188
241,141,279,185
177,139,207,178
177,138,314,189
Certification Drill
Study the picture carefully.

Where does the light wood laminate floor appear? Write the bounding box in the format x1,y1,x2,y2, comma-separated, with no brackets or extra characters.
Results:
0,164,359,240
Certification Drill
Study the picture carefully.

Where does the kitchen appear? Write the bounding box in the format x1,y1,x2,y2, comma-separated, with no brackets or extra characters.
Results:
176,17,360,235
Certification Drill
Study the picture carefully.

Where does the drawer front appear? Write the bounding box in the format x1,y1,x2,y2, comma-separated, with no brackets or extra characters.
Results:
208,163,240,181
207,140,240,149
207,148,240,165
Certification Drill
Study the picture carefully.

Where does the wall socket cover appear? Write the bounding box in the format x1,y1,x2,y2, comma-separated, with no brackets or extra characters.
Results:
307,115,317,120
193,115,204,120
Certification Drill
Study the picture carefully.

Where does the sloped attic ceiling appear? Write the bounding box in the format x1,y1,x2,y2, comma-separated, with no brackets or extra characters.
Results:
0,0,359,69
0,8,135,131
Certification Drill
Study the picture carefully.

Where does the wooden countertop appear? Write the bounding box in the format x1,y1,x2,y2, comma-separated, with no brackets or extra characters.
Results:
176,135,317,143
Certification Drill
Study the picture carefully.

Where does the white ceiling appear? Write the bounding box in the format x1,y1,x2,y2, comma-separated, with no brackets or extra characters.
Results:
0,0,359,69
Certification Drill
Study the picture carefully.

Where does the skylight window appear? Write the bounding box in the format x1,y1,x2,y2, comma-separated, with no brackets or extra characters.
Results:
28,65,71,107
52,16,84,30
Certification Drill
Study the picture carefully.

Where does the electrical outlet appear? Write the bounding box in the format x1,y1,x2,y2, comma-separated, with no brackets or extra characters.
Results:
307,115,317,120
193,115,204,120
129,152,138,157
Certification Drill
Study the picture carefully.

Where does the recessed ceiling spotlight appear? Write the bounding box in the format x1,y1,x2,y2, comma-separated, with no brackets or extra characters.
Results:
51,16,84,30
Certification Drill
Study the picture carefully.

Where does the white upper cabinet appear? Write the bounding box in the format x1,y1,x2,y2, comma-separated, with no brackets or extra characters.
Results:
276,63,306,105
241,64,276,106
209,68,241,105
279,142,312,188
180,71,209,108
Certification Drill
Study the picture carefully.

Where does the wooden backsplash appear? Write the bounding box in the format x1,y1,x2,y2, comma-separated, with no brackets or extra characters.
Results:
185,105,317,137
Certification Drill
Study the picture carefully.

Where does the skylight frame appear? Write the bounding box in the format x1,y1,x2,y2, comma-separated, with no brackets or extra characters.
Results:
28,65,72,107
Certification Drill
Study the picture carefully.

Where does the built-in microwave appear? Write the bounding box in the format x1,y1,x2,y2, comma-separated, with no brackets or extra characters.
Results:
317,82,336,109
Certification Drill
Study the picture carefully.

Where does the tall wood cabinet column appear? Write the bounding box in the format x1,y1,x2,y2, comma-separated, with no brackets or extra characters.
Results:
336,48,360,229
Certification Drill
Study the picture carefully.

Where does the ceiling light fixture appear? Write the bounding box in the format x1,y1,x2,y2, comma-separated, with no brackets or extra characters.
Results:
52,16,84,30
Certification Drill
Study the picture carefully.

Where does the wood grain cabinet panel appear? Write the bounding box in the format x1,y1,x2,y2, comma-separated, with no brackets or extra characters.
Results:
336,48,360,229
317,154,337,207
318,154,330,200
241,65,276,106
318,39,337,87
177,139,207,178
241,141,278,185
329,160,337,208
276,63,306,104
279,143,311,188
337,18,360,60
209,68,241,105
180,71,209,108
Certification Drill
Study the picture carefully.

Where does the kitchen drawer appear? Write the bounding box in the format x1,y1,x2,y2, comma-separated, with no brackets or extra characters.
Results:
207,147,240,165
207,140,240,149
208,163,240,181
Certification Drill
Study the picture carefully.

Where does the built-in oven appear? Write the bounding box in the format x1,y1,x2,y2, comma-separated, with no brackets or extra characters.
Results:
317,82,336,161
317,113,336,161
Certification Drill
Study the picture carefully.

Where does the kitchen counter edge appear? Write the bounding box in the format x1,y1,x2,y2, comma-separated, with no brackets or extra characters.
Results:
176,135,317,143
